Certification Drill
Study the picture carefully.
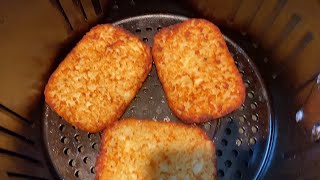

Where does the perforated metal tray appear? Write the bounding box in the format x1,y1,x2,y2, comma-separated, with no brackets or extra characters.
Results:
43,14,273,180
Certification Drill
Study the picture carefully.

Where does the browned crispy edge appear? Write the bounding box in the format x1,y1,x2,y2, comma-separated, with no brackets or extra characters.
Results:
95,119,216,180
152,19,245,124
44,25,152,133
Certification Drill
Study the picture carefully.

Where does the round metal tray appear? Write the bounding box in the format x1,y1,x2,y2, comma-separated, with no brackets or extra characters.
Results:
43,14,273,180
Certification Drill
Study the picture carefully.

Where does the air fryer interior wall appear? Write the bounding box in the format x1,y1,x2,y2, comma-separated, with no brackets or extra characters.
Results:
0,0,319,179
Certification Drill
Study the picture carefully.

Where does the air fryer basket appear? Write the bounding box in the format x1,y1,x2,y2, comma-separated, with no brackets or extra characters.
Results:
0,0,319,180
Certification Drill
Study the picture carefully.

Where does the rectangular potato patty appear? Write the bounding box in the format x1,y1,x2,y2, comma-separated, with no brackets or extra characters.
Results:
152,19,245,123
95,119,216,180
44,24,152,132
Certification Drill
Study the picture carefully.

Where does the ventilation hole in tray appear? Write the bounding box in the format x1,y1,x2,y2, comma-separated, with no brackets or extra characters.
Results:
112,4,119,10
78,145,84,153
244,81,250,88
252,114,258,121
232,149,238,157
251,126,258,133
236,138,242,146
69,159,75,167
227,117,233,123
63,148,70,155
154,83,161,88
225,128,231,135
235,63,240,69
146,27,152,31
74,170,81,178
157,26,162,31
239,104,245,111
60,136,69,144
263,57,269,63
248,92,254,98
218,170,225,177
163,116,171,122
142,37,148,42
92,143,98,150
225,160,232,168
88,133,94,139
91,167,95,174
134,96,140,101
234,170,242,179
250,103,257,110
240,71,245,77
83,157,89,164
59,124,65,131
129,107,135,113
142,109,148,116
221,139,228,146
148,98,155,105
74,134,80,142
203,122,211,131
249,137,257,145
216,149,222,157
239,116,246,124
135,28,141,33
155,106,163,115
238,127,245,134
142,87,148,93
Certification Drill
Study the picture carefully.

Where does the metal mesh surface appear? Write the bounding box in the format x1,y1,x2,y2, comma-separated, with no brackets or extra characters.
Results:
43,14,273,180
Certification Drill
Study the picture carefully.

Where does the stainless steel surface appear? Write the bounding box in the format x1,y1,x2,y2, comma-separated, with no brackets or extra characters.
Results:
43,14,273,180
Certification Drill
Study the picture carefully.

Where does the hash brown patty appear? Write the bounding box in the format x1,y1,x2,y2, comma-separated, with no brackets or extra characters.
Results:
45,24,152,132
95,119,216,180
152,19,245,123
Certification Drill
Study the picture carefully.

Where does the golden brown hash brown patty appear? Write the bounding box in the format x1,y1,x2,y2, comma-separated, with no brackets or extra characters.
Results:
152,19,245,123
95,119,216,180
44,24,152,132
